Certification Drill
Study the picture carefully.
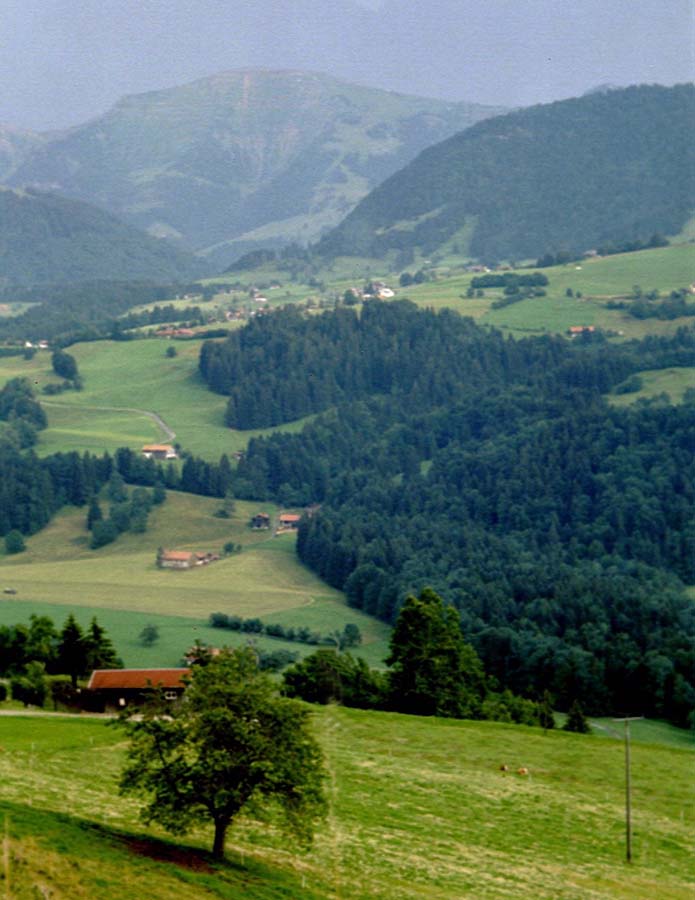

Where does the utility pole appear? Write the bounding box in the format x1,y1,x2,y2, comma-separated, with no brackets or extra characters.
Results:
613,716,643,863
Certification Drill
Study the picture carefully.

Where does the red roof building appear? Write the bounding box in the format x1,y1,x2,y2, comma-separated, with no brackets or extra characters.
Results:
86,668,190,710
87,669,190,691
278,513,301,528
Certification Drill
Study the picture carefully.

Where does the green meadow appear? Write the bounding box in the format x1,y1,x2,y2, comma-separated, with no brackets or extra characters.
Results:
609,367,695,407
399,243,695,338
0,708,692,899
0,492,391,668
0,339,310,459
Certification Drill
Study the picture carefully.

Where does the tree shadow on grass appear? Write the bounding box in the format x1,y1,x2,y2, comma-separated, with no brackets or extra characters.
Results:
0,799,318,896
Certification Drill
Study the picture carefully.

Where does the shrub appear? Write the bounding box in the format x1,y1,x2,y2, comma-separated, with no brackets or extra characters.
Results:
4,530,25,554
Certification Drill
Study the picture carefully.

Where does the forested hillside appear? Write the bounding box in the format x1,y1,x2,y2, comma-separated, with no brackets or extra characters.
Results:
319,84,695,262
199,299,563,428
200,303,695,725
7,70,503,266
0,188,200,284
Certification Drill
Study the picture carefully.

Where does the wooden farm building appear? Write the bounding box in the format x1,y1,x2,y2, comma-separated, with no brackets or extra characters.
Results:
86,668,190,710
141,443,178,460
158,549,196,569
278,513,301,530
157,549,220,569
251,512,271,529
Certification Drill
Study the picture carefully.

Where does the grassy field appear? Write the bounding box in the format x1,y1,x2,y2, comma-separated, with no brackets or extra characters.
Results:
0,339,311,459
0,708,692,899
589,718,694,751
609,367,695,406
0,492,391,668
399,244,695,339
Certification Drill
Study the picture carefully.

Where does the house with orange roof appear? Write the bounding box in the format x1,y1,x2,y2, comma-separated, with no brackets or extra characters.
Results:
86,668,190,709
141,443,178,460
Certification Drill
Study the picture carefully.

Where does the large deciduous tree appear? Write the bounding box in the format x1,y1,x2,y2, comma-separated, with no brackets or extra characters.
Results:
118,647,327,859
51,348,79,382
386,588,485,718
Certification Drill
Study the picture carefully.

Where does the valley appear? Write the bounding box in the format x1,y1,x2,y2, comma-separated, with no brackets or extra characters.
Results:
0,61,693,899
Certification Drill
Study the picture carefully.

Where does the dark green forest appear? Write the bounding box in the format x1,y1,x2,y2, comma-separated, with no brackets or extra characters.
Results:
0,188,200,285
318,84,695,262
200,302,695,725
200,296,589,429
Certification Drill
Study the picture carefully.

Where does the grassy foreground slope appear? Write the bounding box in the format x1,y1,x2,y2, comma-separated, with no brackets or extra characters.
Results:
0,709,692,899
0,492,390,667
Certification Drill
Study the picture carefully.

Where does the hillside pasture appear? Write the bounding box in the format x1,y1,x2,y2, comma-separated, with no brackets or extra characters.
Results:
399,244,695,338
0,492,390,668
40,402,164,455
609,367,695,406
0,338,312,459
0,708,692,899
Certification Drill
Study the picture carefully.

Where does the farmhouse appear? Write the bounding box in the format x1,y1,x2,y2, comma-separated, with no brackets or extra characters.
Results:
158,549,196,569
251,512,271,529
86,668,190,709
157,549,220,568
141,444,178,460
278,513,301,530
567,325,596,336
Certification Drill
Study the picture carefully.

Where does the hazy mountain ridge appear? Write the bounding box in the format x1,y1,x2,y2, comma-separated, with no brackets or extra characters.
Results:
0,125,44,181
319,83,695,262
0,187,201,285
6,69,505,266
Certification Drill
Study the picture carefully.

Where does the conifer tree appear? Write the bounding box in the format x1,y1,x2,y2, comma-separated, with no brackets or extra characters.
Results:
86,495,103,531
85,617,121,671
57,615,88,687
386,588,485,718
563,699,591,734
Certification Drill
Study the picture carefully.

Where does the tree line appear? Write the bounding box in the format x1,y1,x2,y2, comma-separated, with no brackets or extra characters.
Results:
281,589,558,729
208,612,362,650
0,613,121,706
0,432,234,544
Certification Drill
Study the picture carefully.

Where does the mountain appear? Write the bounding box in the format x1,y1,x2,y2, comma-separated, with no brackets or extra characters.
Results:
0,125,43,181
0,187,201,285
6,70,505,267
318,83,695,263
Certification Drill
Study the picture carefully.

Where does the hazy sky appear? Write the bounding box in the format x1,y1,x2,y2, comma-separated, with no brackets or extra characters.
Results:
2,0,693,130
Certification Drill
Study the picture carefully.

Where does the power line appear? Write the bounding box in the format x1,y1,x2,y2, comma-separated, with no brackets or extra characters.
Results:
612,716,643,863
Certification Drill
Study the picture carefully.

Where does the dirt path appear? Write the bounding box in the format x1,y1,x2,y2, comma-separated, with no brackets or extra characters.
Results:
0,709,116,719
